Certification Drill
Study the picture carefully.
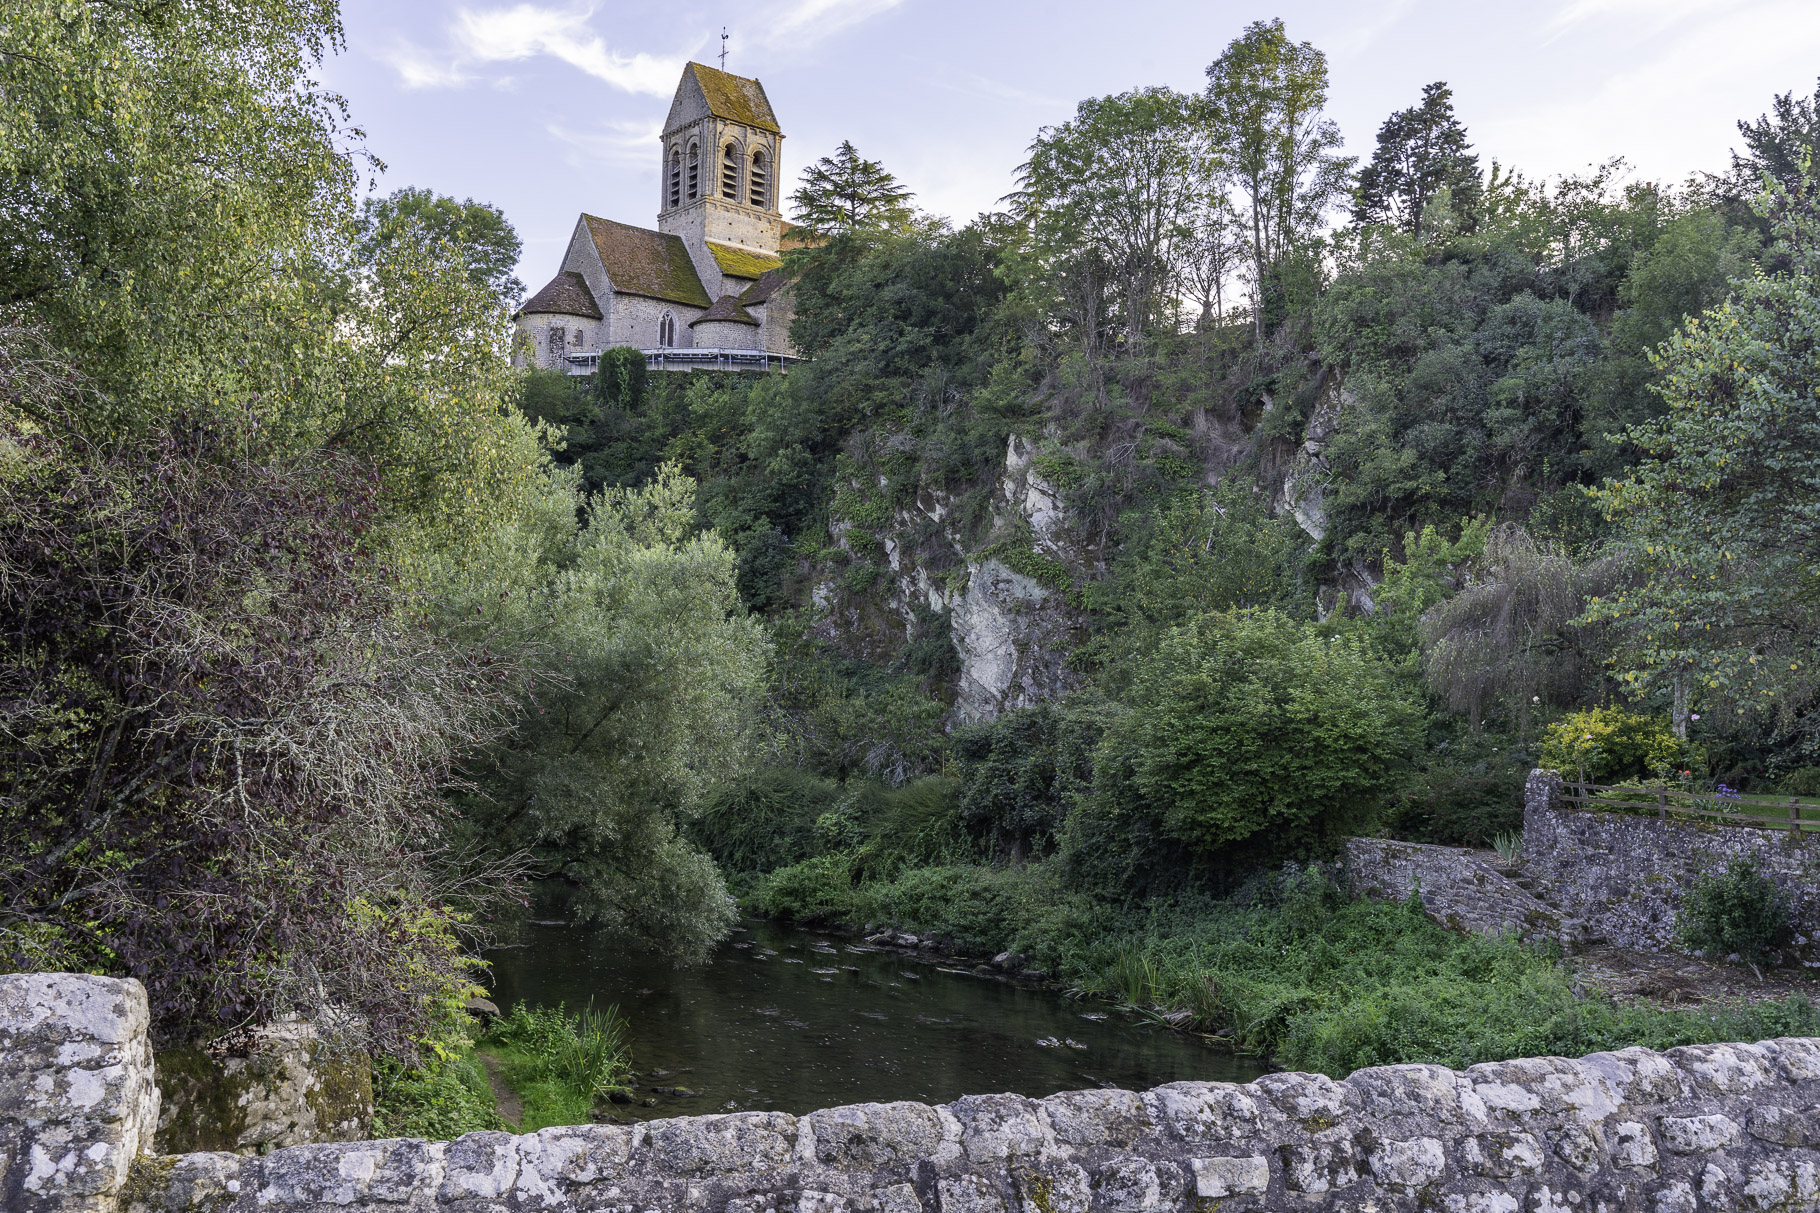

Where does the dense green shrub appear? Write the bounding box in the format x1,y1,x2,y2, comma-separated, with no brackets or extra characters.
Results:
370,1053,501,1140
1385,732,1530,846
953,703,1102,859
1678,858,1792,963
692,768,842,873
1539,707,1698,783
1093,610,1423,855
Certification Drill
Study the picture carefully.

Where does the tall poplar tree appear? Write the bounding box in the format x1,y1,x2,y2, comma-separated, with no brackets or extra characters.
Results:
1203,20,1353,340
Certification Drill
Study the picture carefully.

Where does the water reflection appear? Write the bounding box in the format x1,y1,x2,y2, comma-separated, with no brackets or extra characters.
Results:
484,918,1264,1121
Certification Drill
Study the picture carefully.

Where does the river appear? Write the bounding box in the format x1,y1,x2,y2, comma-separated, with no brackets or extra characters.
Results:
484,917,1265,1121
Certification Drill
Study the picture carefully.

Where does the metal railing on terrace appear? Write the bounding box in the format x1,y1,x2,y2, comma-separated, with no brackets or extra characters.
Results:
564,348,801,374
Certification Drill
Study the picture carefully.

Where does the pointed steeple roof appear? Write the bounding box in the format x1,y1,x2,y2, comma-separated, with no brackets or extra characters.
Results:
666,62,780,135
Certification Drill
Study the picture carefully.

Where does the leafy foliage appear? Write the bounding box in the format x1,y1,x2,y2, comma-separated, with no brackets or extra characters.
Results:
1538,707,1697,783
1093,610,1423,855
0,418,514,1054
1678,859,1792,963
356,187,526,306
1590,180,1820,711
430,466,768,963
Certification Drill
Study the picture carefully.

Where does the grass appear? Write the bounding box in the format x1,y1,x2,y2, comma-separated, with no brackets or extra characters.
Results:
751,855,1820,1079
370,1051,502,1140
477,1001,633,1133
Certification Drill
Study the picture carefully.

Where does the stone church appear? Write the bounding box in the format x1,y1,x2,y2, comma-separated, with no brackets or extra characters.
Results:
514,62,800,373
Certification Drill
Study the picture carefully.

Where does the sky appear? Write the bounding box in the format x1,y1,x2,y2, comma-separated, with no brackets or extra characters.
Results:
325,0,1820,293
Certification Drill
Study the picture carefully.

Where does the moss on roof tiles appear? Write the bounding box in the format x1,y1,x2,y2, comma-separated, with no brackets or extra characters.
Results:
689,294,760,327
582,214,710,308
518,270,601,319
739,267,787,306
689,63,780,134
707,241,784,281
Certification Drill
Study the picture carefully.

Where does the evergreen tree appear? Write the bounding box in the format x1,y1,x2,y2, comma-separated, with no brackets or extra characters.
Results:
1352,82,1482,238
789,140,914,237
1730,78,1820,195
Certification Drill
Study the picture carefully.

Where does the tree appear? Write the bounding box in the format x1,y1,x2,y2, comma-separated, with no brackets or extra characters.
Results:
0,369,518,1053
1725,79,1820,198
427,465,770,962
1092,609,1421,855
1420,524,1632,729
1352,82,1481,239
1203,20,1354,340
1589,178,1820,717
790,141,914,237
356,187,525,307
1015,88,1206,351
0,0,541,539
1179,192,1248,328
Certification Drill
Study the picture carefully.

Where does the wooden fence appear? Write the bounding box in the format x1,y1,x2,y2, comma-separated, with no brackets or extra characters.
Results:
1559,778,1815,837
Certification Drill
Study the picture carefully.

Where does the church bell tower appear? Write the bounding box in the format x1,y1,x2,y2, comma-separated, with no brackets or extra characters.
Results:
657,62,785,295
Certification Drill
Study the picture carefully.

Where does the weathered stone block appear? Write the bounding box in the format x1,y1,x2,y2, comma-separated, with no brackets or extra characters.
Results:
1139,1082,1259,1147
805,1102,943,1169
639,1112,798,1177
1037,1089,1149,1149
1189,1154,1269,1198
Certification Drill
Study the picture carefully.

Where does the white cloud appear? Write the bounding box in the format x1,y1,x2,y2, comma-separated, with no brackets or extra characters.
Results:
383,42,474,89
385,3,689,95
1543,0,1747,40
755,0,908,47
546,118,666,170
452,5,687,94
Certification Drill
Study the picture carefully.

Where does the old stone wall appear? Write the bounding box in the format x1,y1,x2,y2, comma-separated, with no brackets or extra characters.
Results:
122,1036,1820,1213
1523,770,1820,964
1,974,160,1213
1343,837,1572,947
14,973,1820,1213
152,1020,372,1157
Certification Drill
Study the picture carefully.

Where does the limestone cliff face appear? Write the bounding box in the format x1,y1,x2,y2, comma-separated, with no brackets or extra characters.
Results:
815,368,1385,723
816,434,1086,724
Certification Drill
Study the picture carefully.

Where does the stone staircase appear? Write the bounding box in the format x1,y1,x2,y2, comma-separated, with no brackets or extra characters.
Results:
1343,837,1602,952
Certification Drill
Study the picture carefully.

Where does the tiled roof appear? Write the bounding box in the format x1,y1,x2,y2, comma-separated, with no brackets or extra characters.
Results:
582,215,711,308
518,270,601,319
689,294,760,327
707,241,784,281
689,63,780,133
739,268,788,306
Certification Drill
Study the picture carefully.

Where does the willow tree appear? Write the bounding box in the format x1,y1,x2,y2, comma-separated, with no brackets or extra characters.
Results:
1421,524,1632,731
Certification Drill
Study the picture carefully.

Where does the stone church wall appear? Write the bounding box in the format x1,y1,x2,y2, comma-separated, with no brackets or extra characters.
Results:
12,974,1820,1213
611,293,700,351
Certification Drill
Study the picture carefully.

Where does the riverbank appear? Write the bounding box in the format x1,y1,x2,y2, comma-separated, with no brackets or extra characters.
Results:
745,853,1820,1076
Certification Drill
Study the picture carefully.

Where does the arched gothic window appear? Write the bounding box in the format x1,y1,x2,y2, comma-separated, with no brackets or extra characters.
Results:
668,147,681,208
658,312,676,348
721,143,739,201
687,142,699,200
749,150,768,208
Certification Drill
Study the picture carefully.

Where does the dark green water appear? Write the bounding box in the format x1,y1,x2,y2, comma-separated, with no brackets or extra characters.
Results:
484,918,1264,1121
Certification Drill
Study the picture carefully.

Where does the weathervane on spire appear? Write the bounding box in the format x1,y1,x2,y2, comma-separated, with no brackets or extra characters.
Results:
720,27,728,71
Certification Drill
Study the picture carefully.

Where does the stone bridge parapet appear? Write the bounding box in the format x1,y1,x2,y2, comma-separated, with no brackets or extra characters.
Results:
10,976,1820,1212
